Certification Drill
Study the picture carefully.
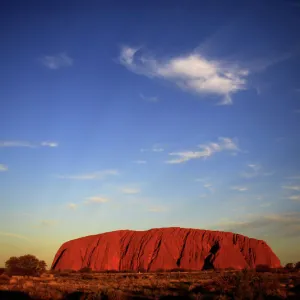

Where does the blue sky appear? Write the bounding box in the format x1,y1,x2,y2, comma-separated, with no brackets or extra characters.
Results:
1,0,300,267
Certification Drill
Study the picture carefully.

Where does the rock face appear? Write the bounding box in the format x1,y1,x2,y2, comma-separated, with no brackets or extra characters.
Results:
51,227,281,271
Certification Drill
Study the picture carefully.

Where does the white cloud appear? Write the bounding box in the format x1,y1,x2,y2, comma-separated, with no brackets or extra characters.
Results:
41,141,58,147
121,187,140,195
282,185,300,191
57,169,119,180
231,186,248,192
39,52,73,70
199,194,207,198
288,195,300,201
67,203,77,210
0,140,58,148
0,232,30,241
166,137,238,164
140,93,159,102
119,45,249,105
85,196,109,204
0,164,8,172
132,160,147,164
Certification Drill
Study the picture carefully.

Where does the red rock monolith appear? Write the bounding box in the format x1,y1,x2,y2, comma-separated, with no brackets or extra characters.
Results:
51,227,281,271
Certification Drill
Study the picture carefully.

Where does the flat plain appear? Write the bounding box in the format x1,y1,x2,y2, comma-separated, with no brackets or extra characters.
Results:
1,269,300,299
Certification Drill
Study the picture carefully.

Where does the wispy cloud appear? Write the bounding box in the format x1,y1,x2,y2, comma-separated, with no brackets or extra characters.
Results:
288,195,300,201
293,109,300,113
147,206,168,212
140,144,165,153
213,212,300,238
119,45,249,105
121,187,140,195
286,176,300,180
85,196,109,204
140,93,159,102
166,137,239,164
282,185,300,191
241,163,274,178
231,186,248,192
132,160,147,164
0,164,8,172
203,183,214,193
0,140,58,148
57,169,119,180
39,52,73,70
0,232,30,241
40,141,58,147
67,203,78,210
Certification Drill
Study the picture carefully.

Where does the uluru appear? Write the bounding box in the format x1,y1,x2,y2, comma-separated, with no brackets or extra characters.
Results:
51,227,281,271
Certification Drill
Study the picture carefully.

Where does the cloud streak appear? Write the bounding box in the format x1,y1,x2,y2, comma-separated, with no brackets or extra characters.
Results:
119,46,249,105
0,140,58,148
57,169,119,180
282,185,300,191
140,93,159,102
39,52,73,70
0,232,30,241
85,196,109,204
231,186,248,192
121,188,140,195
213,212,300,238
147,206,168,212
241,163,274,179
132,160,147,164
140,144,164,153
166,137,239,164
288,195,300,201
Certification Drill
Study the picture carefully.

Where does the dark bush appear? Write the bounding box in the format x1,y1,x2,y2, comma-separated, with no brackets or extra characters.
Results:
5,254,47,276
294,261,300,270
0,268,6,275
0,273,10,283
79,267,92,273
255,264,271,272
285,263,294,270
